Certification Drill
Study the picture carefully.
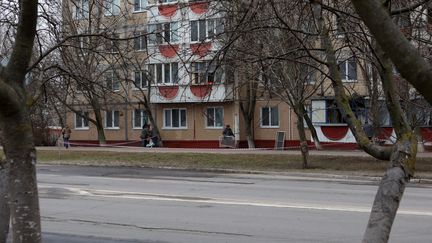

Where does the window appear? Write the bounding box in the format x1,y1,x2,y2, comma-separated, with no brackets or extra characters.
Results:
106,34,120,53
72,0,89,19
75,112,89,129
190,19,224,42
261,106,279,127
326,100,344,124
134,32,147,51
338,57,357,81
106,71,120,91
104,0,120,16
134,70,149,88
134,0,147,11
133,109,148,128
164,108,187,128
158,0,177,3
206,107,223,128
191,61,224,84
105,110,120,128
148,22,179,45
147,63,178,84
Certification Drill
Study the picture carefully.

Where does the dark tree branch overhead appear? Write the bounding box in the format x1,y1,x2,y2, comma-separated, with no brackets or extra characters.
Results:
351,0,432,106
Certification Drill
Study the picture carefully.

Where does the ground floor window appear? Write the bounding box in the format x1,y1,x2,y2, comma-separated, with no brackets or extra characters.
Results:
133,109,148,129
105,110,120,128
261,106,279,127
75,111,89,129
164,108,187,128
206,107,223,128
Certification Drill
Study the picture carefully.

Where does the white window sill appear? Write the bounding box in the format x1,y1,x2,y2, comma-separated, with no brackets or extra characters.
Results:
342,79,358,83
162,127,187,130
205,126,223,129
133,10,147,13
260,126,280,129
105,127,120,130
74,127,90,130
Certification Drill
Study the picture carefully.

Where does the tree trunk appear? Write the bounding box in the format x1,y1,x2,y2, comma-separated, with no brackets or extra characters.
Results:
91,98,107,145
302,106,322,150
1,112,41,243
296,107,309,169
363,139,416,243
245,115,255,148
0,160,10,242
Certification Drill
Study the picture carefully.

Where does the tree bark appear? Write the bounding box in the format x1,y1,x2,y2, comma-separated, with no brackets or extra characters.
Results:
91,97,107,145
296,106,309,169
302,105,322,150
351,0,432,106
0,160,10,242
1,112,41,243
363,139,417,243
0,1,41,242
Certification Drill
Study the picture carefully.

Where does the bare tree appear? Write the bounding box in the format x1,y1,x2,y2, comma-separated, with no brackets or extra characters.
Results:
0,1,41,242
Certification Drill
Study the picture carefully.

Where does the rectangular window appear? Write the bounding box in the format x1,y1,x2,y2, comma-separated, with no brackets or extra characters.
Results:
326,100,344,124
133,109,148,128
164,108,187,128
106,34,120,53
147,63,178,84
106,71,120,91
206,107,223,128
134,71,148,89
104,0,120,16
134,0,147,11
338,57,357,81
72,0,89,19
158,0,177,3
147,22,179,45
191,61,224,84
105,110,120,128
190,19,223,42
261,106,279,127
75,112,89,129
134,32,147,51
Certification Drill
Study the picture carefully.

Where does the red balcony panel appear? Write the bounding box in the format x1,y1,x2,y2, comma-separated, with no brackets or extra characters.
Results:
189,1,210,15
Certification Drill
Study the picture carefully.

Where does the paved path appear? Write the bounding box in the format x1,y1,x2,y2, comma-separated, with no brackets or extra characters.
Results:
37,145,432,158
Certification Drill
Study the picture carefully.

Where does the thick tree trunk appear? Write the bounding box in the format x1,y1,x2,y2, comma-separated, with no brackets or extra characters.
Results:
363,139,416,243
0,160,10,242
91,98,107,145
1,112,41,243
296,107,309,169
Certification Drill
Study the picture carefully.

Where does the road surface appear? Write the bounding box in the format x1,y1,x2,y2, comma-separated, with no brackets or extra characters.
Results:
37,165,432,243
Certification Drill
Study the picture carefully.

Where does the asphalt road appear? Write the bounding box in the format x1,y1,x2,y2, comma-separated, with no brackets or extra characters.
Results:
37,165,432,243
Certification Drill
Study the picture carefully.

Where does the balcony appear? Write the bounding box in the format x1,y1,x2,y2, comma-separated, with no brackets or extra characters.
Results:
150,83,233,103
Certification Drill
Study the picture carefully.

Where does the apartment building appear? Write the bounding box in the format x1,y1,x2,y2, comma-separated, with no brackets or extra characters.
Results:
63,0,432,148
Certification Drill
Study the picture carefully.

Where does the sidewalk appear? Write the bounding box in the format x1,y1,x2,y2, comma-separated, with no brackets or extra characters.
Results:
36,145,432,158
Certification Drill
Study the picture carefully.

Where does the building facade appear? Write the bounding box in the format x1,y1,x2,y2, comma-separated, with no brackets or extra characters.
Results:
63,0,432,149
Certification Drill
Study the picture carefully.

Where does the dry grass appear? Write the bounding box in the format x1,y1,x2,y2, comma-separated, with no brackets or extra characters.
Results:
34,150,432,177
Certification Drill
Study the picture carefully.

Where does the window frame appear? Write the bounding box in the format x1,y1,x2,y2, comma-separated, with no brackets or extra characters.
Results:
163,108,187,129
147,22,180,45
205,107,224,128
105,110,120,129
134,0,147,12
74,111,89,130
338,57,357,82
72,0,89,20
134,31,147,51
133,70,149,89
190,18,224,42
147,63,179,84
104,0,121,16
106,71,120,91
260,106,279,128
133,109,148,129
191,61,224,84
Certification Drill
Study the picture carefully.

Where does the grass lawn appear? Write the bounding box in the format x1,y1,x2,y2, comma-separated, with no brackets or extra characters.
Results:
34,150,432,177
